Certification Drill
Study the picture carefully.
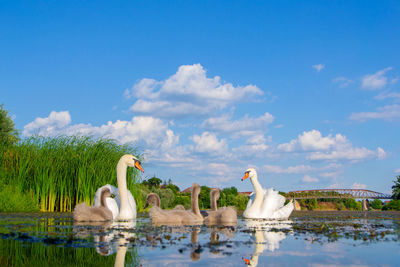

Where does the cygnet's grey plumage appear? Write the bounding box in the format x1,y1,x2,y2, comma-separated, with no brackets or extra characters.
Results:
172,204,185,210
204,189,237,224
73,188,113,222
145,193,186,210
147,183,203,225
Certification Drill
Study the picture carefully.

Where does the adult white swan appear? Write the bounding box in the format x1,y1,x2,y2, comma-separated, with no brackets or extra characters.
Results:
93,154,144,221
241,168,294,219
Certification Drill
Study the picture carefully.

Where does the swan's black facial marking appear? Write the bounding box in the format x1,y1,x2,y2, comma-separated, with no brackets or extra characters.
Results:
132,157,144,172
132,158,141,165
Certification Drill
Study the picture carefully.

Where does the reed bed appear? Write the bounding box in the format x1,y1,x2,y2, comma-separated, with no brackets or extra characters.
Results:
0,135,143,212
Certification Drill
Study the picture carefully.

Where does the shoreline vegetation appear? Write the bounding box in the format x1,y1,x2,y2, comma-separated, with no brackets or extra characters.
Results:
1,135,399,213
0,136,142,212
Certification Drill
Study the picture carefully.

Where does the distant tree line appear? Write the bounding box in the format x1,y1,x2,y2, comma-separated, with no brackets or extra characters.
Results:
138,176,249,211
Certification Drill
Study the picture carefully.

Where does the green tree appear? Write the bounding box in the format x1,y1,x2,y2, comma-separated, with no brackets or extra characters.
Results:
382,199,400,211
222,187,238,196
300,199,318,210
391,175,400,199
147,177,162,188
370,199,383,210
152,188,175,209
173,194,191,209
198,186,211,209
0,104,19,146
166,183,180,194
343,198,362,210
233,194,248,210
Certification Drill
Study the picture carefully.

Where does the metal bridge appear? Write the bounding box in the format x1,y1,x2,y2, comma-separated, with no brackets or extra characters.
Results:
286,189,392,200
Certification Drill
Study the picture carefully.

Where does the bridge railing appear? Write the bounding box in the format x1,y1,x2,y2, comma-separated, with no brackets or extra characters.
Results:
286,189,392,200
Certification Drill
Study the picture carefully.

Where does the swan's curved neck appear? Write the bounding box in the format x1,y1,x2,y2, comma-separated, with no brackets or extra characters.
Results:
116,159,130,216
100,191,108,208
250,173,264,207
250,173,263,194
191,189,202,219
154,195,161,207
211,192,218,211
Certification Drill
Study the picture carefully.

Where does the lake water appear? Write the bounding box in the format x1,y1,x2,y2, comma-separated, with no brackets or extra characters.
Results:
0,211,399,266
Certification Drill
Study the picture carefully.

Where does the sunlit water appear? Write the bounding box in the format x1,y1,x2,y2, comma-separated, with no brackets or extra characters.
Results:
0,211,399,266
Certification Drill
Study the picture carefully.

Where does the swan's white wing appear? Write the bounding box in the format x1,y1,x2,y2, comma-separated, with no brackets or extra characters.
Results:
106,198,119,220
271,201,294,219
127,190,137,219
243,192,257,218
245,192,255,209
259,188,286,218
93,184,136,220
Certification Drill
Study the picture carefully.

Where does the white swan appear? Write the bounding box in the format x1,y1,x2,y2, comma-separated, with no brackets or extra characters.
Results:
242,168,294,219
93,154,144,221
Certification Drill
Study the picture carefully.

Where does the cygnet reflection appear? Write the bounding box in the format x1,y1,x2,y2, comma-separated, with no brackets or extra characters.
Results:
73,220,136,267
242,219,293,266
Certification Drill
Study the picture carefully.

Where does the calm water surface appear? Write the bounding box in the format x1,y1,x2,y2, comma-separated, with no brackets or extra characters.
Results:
0,211,399,266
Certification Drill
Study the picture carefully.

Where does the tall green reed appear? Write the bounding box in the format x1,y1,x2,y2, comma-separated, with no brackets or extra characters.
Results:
0,135,143,212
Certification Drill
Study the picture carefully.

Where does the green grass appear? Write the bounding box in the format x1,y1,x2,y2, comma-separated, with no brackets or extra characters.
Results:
0,184,39,212
0,135,143,212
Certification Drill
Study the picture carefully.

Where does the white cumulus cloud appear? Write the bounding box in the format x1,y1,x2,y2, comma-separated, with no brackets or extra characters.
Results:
191,132,228,154
23,110,178,152
278,130,385,161
23,111,71,136
278,130,345,152
126,64,263,118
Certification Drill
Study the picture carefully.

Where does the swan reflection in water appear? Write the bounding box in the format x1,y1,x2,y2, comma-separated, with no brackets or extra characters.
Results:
242,219,293,266
143,223,237,263
73,220,136,267
193,225,237,261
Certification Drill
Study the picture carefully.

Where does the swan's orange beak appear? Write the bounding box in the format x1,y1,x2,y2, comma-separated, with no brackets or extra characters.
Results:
241,172,249,181
242,257,250,265
135,161,144,172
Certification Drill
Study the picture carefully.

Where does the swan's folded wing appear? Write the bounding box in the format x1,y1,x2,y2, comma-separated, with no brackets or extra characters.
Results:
106,198,119,220
245,192,255,210
127,190,137,216
271,201,294,219
260,189,286,218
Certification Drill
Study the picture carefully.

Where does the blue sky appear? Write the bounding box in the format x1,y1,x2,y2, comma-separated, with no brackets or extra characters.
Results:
1,1,399,193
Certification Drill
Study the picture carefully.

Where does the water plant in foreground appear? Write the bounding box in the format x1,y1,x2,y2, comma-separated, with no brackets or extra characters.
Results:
0,135,142,212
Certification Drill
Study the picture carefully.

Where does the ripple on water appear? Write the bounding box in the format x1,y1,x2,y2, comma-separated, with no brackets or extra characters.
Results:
0,211,399,266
